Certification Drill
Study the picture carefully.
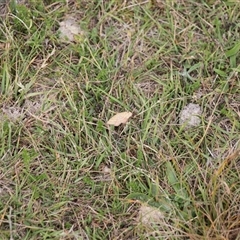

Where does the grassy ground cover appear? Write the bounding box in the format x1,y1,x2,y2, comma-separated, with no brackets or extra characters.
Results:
0,0,240,239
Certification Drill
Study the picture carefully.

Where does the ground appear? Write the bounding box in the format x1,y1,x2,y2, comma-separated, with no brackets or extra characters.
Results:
0,0,240,239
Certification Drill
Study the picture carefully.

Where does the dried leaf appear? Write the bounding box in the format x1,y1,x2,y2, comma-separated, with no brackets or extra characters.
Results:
58,16,83,42
138,205,164,225
107,112,132,126
179,103,201,128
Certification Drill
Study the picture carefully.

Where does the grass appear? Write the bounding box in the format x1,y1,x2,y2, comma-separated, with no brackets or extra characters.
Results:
0,0,240,239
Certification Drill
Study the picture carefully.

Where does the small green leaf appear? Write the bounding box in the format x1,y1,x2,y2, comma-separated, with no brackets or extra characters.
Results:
166,162,179,190
126,193,172,212
96,120,104,131
126,192,151,202
166,162,189,201
225,42,240,57
230,55,236,68
214,68,227,77
188,62,203,73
